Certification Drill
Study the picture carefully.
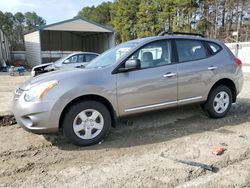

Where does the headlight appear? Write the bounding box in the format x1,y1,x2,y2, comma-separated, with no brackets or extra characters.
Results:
24,80,58,102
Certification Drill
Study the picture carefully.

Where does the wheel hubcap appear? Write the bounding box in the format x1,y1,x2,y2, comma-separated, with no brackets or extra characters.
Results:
73,109,104,140
213,91,229,114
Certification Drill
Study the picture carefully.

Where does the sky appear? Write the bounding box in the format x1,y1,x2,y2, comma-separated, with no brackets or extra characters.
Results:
0,0,110,24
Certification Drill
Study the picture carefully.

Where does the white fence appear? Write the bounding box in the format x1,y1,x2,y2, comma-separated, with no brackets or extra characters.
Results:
226,42,250,66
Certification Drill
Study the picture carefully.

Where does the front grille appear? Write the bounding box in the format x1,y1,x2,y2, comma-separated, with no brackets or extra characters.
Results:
14,88,24,100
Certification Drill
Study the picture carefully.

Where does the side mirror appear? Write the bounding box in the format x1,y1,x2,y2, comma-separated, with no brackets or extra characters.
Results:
119,59,140,72
64,59,70,64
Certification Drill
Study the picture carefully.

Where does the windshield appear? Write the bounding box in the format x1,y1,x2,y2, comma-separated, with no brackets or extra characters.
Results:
85,42,138,69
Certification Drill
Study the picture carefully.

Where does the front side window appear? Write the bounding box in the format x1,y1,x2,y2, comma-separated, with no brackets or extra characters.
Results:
67,55,78,63
128,40,172,69
176,40,207,62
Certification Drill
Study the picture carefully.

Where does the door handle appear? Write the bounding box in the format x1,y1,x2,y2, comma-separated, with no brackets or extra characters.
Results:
163,72,177,78
208,66,217,70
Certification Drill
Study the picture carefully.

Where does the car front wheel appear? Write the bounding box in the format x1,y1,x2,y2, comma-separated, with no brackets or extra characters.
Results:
62,101,111,146
203,85,232,118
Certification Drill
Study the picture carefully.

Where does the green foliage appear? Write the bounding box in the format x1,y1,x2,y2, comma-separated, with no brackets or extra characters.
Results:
111,0,141,42
24,12,46,30
135,0,162,38
77,0,201,42
77,2,112,26
77,0,250,43
14,12,25,24
0,11,14,35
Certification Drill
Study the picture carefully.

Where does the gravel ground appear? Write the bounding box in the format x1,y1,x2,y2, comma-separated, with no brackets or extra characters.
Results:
0,74,250,188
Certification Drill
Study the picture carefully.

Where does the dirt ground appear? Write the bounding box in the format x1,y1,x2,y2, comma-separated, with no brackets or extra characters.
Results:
0,72,30,116
1,74,250,188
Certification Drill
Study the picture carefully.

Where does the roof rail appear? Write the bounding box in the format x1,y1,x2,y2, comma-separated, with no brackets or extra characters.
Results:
158,31,205,38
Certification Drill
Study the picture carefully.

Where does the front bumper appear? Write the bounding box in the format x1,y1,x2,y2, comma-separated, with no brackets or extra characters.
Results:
12,91,59,134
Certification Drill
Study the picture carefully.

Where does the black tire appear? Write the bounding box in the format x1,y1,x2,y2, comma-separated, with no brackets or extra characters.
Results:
62,100,111,146
203,85,232,119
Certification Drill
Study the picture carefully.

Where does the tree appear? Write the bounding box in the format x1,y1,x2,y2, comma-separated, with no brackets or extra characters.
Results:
77,0,250,43
77,2,112,26
111,0,141,42
24,12,46,30
156,0,176,32
78,6,95,20
14,12,25,24
0,11,46,50
13,12,25,50
0,12,14,36
135,0,161,38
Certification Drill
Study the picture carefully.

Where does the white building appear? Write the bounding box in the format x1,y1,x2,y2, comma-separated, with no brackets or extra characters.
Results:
24,17,115,67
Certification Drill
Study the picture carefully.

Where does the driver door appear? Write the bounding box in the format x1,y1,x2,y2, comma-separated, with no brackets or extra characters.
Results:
116,40,178,116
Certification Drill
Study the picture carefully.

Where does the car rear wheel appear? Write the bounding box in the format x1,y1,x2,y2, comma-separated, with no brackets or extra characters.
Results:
203,85,232,118
62,101,111,146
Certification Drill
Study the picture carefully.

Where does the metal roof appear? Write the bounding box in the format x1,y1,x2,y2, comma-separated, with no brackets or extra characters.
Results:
24,17,114,35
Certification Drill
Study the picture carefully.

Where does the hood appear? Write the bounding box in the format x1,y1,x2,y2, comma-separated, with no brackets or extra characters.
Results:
20,68,91,90
32,62,53,70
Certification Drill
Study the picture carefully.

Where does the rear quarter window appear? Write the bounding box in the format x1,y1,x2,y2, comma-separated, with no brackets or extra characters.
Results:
207,42,222,54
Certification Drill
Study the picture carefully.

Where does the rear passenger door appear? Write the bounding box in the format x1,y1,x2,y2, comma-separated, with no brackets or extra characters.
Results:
175,39,215,104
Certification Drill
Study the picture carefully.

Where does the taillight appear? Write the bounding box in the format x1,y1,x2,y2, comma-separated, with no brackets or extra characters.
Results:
235,58,242,68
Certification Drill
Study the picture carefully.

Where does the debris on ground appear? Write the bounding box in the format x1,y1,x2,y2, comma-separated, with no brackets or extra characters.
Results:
239,134,247,139
212,147,226,155
219,142,228,147
125,120,134,126
0,115,16,126
32,150,39,156
9,66,26,76
175,159,216,172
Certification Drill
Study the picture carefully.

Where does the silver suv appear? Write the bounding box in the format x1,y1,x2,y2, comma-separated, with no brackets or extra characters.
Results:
12,33,244,146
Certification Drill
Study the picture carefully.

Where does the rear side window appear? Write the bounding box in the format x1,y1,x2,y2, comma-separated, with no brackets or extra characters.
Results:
85,54,98,62
175,40,207,62
207,42,222,54
77,55,85,63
